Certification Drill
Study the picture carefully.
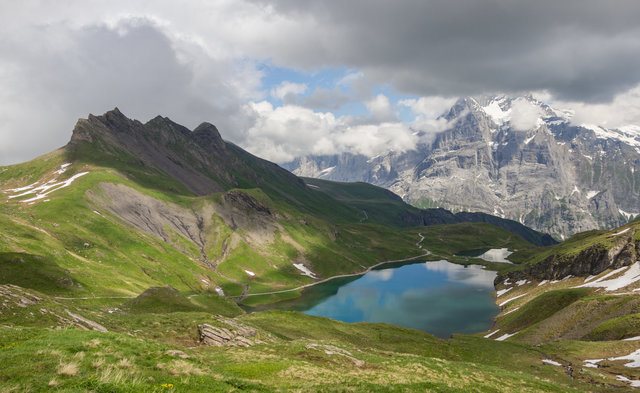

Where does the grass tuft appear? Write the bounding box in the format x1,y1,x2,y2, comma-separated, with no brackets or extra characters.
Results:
56,361,79,376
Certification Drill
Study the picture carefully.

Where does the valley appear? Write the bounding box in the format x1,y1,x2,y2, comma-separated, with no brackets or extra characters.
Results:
1,109,640,391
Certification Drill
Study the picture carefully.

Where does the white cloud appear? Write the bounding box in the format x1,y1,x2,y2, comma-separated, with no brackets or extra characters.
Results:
510,98,544,131
270,81,307,101
399,96,459,139
365,94,394,122
556,85,640,129
241,101,417,163
400,96,457,120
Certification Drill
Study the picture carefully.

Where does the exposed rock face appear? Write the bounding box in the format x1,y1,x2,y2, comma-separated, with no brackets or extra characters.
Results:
498,230,639,284
285,96,640,238
198,316,269,347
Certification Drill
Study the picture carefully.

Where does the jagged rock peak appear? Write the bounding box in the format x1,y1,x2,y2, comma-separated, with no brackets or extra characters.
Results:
192,122,225,150
193,122,221,137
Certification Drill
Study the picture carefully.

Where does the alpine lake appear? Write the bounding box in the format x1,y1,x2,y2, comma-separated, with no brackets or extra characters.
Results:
251,255,503,339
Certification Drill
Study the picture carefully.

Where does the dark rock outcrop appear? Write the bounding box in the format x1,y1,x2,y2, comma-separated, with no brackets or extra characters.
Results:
497,231,638,284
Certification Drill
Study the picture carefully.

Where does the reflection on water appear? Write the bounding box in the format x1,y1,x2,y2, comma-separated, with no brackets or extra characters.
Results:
256,260,499,338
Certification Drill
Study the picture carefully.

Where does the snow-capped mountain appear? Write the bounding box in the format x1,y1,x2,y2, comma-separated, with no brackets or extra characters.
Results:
284,96,640,239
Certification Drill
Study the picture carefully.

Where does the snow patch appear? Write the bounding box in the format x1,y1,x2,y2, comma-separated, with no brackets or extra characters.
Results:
214,287,225,296
582,123,640,151
609,349,640,368
542,359,562,367
482,98,511,125
584,275,597,283
620,209,639,221
307,184,320,189
55,163,72,174
495,331,519,341
623,336,640,341
524,135,535,145
293,263,316,278
612,228,631,236
617,375,640,388
538,280,549,286
319,166,335,176
20,172,89,203
577,263,640,292
504,306,520,315
516,279,529,286
570,185,580,196
476,248,513,263
496,287,513,297
244,270,255,277
499,293,526,307
5,181,39,193
586,190,599,199
583,359,603,368
484,330,500,338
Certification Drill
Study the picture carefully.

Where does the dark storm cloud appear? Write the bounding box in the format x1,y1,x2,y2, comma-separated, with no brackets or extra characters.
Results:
254,0,640,102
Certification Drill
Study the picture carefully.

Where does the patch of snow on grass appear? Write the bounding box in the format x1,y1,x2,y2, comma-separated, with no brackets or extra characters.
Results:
244,270,255,277
588,266,628,284
293,263,316,278
584,275,597,283
617,375,640,388
477,248,513,263
93,210,102,216
21,172,89,203
609,349,640,368
516,279,528,286
504,306,520,315
499,293,526,307
612,228,631,236
214,287,224,296
538,280,549,286
623,336,640,341
5,181,39,193
307,184,320,189
484,330,499,338
496,287,513,297
495,331,519,341
55,163,72,174
583,359,603,368
542,359,562,367
578,263,640,292
524,135,535,145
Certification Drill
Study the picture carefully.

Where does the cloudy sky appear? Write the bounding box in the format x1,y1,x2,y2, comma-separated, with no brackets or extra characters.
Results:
2,0,640,165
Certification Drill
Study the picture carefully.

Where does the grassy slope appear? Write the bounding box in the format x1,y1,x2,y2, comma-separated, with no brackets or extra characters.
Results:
0,286,613,392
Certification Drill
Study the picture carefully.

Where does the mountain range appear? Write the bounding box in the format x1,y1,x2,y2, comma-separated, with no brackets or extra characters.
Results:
2,109,640,391
285,95,640,239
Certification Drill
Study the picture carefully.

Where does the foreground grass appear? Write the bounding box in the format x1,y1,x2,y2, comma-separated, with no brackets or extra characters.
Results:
0,313,607,393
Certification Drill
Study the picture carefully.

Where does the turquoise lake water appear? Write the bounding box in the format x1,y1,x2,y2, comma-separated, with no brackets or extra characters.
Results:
263,260,499,338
